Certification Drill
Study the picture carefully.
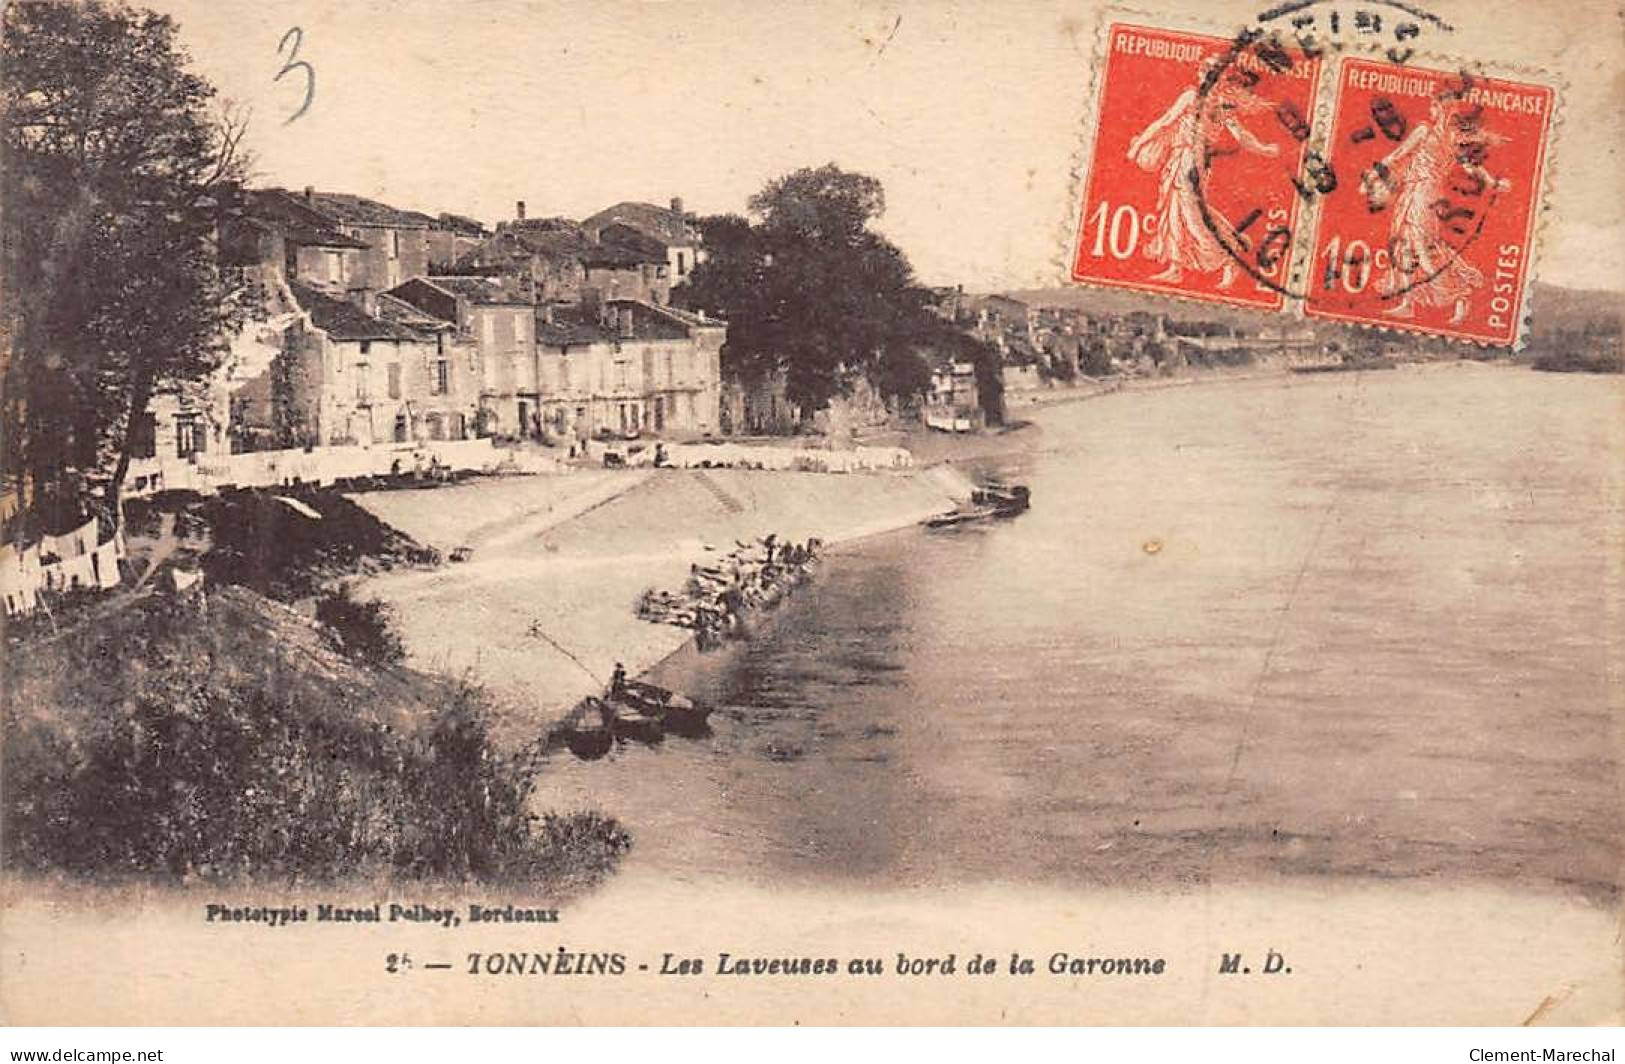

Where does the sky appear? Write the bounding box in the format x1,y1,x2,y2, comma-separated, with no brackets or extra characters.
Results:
148,0,1625,293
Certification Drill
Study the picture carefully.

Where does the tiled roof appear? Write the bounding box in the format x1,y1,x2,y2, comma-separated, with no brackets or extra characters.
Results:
578,244,649,269
511,224,594,259
434,212,487,235
243,190,369,249
293,190,434,229
512,217,584,235
535,299,694,346
424,276,529,306
582,201,699,246
580,227,667,268
534,312,608,346
376,293,453,331
289,281,428,342
453,226,589,271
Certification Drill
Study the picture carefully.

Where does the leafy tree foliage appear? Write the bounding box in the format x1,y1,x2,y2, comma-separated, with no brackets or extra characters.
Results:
677,164,983,419
317,585,407,667
1,1,251,521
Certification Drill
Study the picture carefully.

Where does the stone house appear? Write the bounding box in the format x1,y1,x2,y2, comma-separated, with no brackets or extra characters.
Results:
427,213,488,271
386,276,541,440
923,359,984,432
292,188,434,296
534,299,723,442
456,214,593,305
579,227,672,306
261,282,451,447
581,198,706,288
132,188,369,472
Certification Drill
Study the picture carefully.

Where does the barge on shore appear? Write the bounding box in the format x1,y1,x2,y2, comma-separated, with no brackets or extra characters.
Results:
925,482,1031,528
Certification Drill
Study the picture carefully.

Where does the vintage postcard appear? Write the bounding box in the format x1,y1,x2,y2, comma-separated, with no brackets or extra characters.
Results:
1,0,1621,1028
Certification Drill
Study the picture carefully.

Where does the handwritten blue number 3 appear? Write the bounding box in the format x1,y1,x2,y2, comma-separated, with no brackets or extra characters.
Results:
276,27,314,125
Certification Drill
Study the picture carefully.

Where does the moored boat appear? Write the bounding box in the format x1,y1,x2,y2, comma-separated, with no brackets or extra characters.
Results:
973,482,1031,514
619,680,714,737
606,698,665,744
925,505,1002,528
558,699,614,760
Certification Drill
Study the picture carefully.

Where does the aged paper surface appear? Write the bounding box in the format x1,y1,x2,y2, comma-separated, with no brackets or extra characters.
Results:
1,0,1621,1026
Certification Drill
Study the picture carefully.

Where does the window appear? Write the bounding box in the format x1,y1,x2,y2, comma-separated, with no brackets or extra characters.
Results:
434,359,449,395
390,230,400,260
175,415,204,458
387,363,402,400
359,340,371,357
676,251,687,276
481,314,495,348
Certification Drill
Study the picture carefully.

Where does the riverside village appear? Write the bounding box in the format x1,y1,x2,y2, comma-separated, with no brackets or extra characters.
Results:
2,0,1620,943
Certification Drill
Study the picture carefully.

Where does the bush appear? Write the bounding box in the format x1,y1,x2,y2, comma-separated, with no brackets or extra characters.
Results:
198,489,431,601
2,592,631,890
3,671,629,888
316,585,405,666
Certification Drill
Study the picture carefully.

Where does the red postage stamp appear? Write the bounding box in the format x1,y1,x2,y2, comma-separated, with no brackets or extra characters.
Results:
1070,23,1325,311
1304,58,1555,345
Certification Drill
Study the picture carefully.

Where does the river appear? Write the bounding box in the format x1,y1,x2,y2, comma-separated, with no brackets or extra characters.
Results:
535,363,1621,901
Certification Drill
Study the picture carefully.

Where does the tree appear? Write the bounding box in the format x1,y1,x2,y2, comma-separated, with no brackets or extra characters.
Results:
1,1,251,524
676,164,935,418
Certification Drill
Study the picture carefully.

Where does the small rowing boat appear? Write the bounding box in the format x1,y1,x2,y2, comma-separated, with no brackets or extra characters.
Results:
618,680,714,737
605,698,664,745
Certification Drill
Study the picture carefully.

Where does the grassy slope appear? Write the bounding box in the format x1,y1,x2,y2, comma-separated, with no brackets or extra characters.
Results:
3,582,629,889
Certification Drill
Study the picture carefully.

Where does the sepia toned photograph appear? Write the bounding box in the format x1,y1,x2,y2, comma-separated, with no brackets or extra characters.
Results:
0,0,1620,1029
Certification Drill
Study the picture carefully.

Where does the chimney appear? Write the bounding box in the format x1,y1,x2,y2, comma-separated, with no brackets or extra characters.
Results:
670,196,684,215
516,200,527,221
303,185,315,203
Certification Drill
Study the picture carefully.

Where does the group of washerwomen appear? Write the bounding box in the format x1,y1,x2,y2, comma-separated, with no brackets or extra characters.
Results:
636,533,823,645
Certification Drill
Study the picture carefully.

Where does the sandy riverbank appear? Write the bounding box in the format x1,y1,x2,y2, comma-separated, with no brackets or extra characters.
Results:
351,465,970,743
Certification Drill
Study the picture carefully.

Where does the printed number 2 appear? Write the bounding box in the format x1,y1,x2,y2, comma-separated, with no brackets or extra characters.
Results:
276,27,315,125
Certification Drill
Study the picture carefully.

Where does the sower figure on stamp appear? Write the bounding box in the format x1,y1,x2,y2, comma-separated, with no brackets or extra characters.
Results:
1126,58,1280,288
1363,94,1512,324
